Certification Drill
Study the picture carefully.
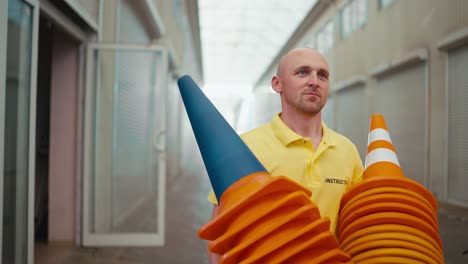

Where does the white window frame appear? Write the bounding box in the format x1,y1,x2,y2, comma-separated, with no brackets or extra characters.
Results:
316,19,335,54
340,0,368,38
25,1,40,263
83,43,168,247
26,1,40,263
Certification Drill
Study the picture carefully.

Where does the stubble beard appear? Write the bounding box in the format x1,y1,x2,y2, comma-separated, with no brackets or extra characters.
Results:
282,88,326,116
294,96,324,116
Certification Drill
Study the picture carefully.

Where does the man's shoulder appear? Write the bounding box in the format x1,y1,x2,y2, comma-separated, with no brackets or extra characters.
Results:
240,122,274,142
239,122,280,150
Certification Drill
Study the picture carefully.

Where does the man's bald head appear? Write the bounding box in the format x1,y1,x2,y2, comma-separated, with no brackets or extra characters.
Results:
276,47,329,77
271,47,330,117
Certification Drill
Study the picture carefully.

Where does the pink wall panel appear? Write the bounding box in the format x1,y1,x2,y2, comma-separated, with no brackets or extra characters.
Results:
48,31,79,242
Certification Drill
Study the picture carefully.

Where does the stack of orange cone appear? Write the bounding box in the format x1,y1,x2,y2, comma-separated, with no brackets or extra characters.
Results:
336,114,444,264
199,172,352,264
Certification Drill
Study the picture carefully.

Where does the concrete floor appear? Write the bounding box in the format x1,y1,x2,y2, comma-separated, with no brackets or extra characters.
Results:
35,165,468,264
437,204,468,264
36,163,213,264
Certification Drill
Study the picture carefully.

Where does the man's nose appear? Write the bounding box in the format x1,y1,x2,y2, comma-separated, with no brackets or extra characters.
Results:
307,72,319,86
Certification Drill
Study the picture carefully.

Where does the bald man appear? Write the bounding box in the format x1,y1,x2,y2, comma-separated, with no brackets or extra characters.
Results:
208,48,363,263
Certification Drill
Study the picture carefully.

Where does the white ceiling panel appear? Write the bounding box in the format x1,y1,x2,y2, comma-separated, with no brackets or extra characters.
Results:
199,0,317,106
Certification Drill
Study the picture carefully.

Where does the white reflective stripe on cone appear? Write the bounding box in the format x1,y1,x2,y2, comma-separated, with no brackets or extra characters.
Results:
365,148,400,169
367,128,392,145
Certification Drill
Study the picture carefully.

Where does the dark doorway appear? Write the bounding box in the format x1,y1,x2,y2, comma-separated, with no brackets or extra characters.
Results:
34,15,53,241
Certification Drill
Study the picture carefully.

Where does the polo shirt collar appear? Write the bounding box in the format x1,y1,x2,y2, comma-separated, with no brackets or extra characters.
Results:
271,113,337,147
321,121,337,147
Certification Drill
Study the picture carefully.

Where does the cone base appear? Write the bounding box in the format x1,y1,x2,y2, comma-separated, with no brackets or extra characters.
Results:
344,235,443,263
219,203,319,262
338,212,442,248
340,176,438,212
198,172,310,240
212,193,318,254
339,224,443,256
338,201,438,232
242,231,342,264
340,187,436,220
352,247,439,264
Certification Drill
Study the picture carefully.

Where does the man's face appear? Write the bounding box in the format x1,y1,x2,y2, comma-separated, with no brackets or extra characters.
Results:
272,48,330,116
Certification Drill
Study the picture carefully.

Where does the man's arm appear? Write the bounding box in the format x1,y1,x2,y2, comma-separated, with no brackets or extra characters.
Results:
208,205,220,263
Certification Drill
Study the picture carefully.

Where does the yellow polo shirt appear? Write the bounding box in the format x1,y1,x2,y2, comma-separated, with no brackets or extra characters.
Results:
208,113,363,234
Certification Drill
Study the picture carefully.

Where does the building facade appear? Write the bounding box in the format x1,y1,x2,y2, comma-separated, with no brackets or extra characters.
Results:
252,0,468,210
0,0,203,263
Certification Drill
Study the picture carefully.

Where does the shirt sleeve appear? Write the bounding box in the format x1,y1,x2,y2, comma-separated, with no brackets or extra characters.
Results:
351,145,364,186
208,189,219,205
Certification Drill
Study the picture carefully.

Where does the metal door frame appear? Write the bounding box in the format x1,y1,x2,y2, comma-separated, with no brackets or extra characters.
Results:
0,0,7,260
83,43,168,246
0,0,39,262
27,1,39,262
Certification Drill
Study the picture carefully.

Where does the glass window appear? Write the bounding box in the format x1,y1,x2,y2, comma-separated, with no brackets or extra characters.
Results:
3,0,34,263
341,5,351,37
380,0,396,9
355,0,367,28
317,20,334,54
341,0,367,38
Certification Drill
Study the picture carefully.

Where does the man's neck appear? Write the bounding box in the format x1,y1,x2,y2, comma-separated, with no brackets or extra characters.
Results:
280,110,323,141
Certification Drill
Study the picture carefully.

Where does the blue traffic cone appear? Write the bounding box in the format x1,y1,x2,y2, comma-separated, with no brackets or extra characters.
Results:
177,75,266,201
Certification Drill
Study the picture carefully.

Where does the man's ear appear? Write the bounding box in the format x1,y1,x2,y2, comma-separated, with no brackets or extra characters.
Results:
271,75,282,93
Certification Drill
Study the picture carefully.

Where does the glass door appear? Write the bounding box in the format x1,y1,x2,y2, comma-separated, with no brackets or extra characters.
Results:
83,44,168,246
1,0,39,263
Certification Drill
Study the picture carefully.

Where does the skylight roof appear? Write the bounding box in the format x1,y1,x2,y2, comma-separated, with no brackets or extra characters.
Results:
199,0,317,100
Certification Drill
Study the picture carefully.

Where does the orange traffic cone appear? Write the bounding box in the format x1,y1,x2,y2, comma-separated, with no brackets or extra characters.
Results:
363,113,404,179
178,75,351,263
337,113,444,264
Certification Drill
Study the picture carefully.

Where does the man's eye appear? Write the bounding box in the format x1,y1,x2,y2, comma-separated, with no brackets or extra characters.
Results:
297,70,307,75
318,72,328,79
